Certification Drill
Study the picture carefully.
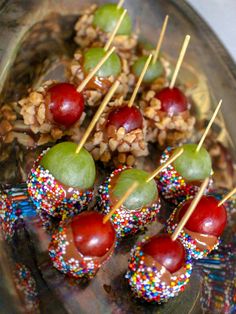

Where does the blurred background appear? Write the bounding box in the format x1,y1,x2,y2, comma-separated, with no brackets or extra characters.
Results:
187,0,236,62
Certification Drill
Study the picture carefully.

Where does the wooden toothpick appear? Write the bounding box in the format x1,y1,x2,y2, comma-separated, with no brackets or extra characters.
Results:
169,35,191,89
117,0,125,9
103,181,139,223
104,9,127,51
128,54,153,108
218,187,236,207
75,81,120,154
146,147,184,183
171,177,209,241
77,47,116,93
196,99,222,152
153,15,169,64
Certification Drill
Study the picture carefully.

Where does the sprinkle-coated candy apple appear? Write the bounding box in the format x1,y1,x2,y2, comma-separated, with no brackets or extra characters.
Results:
132,56,164,84
142,234,186,273
27,142,95,219
126,234,192,303
93,3,132,36
167,195,227,259
106,105,143,133
157,145,212,204
46,83,84,128
97,166,160,238
49,211,116,278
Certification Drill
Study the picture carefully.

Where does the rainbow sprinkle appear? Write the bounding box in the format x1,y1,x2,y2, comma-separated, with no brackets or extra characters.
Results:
0,192,18,240
27,149,93,220
126,237,192,303
48,223,98,279
166,199,220,259
97,166,161,238
0,184,35,240
13,263,39,313
157,147,211,205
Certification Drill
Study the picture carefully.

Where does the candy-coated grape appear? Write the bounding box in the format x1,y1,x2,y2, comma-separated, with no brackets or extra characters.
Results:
46,83,84,127
107,105,143,132
111,168,158,211
84,47,121,77
155,87,188,115
93,4,132,35
40,142,96,189
178,196,227,237
172,144,212,181
71,211,116,257
132,56,164,83
142,234,186,273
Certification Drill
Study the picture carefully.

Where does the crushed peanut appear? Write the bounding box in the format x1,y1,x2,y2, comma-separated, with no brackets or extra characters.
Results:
19,80,85,146
84,98,148,166
68,49,135,107
140,90,196,146
74,5,138,54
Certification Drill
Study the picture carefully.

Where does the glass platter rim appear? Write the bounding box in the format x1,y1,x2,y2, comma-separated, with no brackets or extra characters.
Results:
173,0,236,81
0,1,235,314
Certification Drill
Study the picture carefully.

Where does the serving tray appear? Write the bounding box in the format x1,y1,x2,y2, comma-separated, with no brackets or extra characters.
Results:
0,1,235,313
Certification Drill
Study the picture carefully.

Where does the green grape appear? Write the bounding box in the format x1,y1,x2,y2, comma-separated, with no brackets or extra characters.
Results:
93,3,132,35
172,144,212,181
40,142,96,189
138,39,155,51
112,168,158,210
84,47,121,77
132,55,164,83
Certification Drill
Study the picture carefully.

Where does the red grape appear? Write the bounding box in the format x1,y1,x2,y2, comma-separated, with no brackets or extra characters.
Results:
106,105,143,133
71,211,116,257
155,87,188,115
142,234,186,273
178,196,227,237
46,83,84,127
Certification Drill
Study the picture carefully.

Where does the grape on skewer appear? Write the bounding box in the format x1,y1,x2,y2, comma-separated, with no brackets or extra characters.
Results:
48,211,116,279
85,54,152,166
140,35,196,147
126,178,208,303
70,9,133,107
48,182,137,278
157,100,222,204
97,148,183,238
27,81,120,223
74,2,137,56
132,15,169,87
16,48,116,147
126,234,192,303
167,188,235,259
18,81,85,145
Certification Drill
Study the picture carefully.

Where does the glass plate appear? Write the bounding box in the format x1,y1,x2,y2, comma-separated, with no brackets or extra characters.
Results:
0,1,235,313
